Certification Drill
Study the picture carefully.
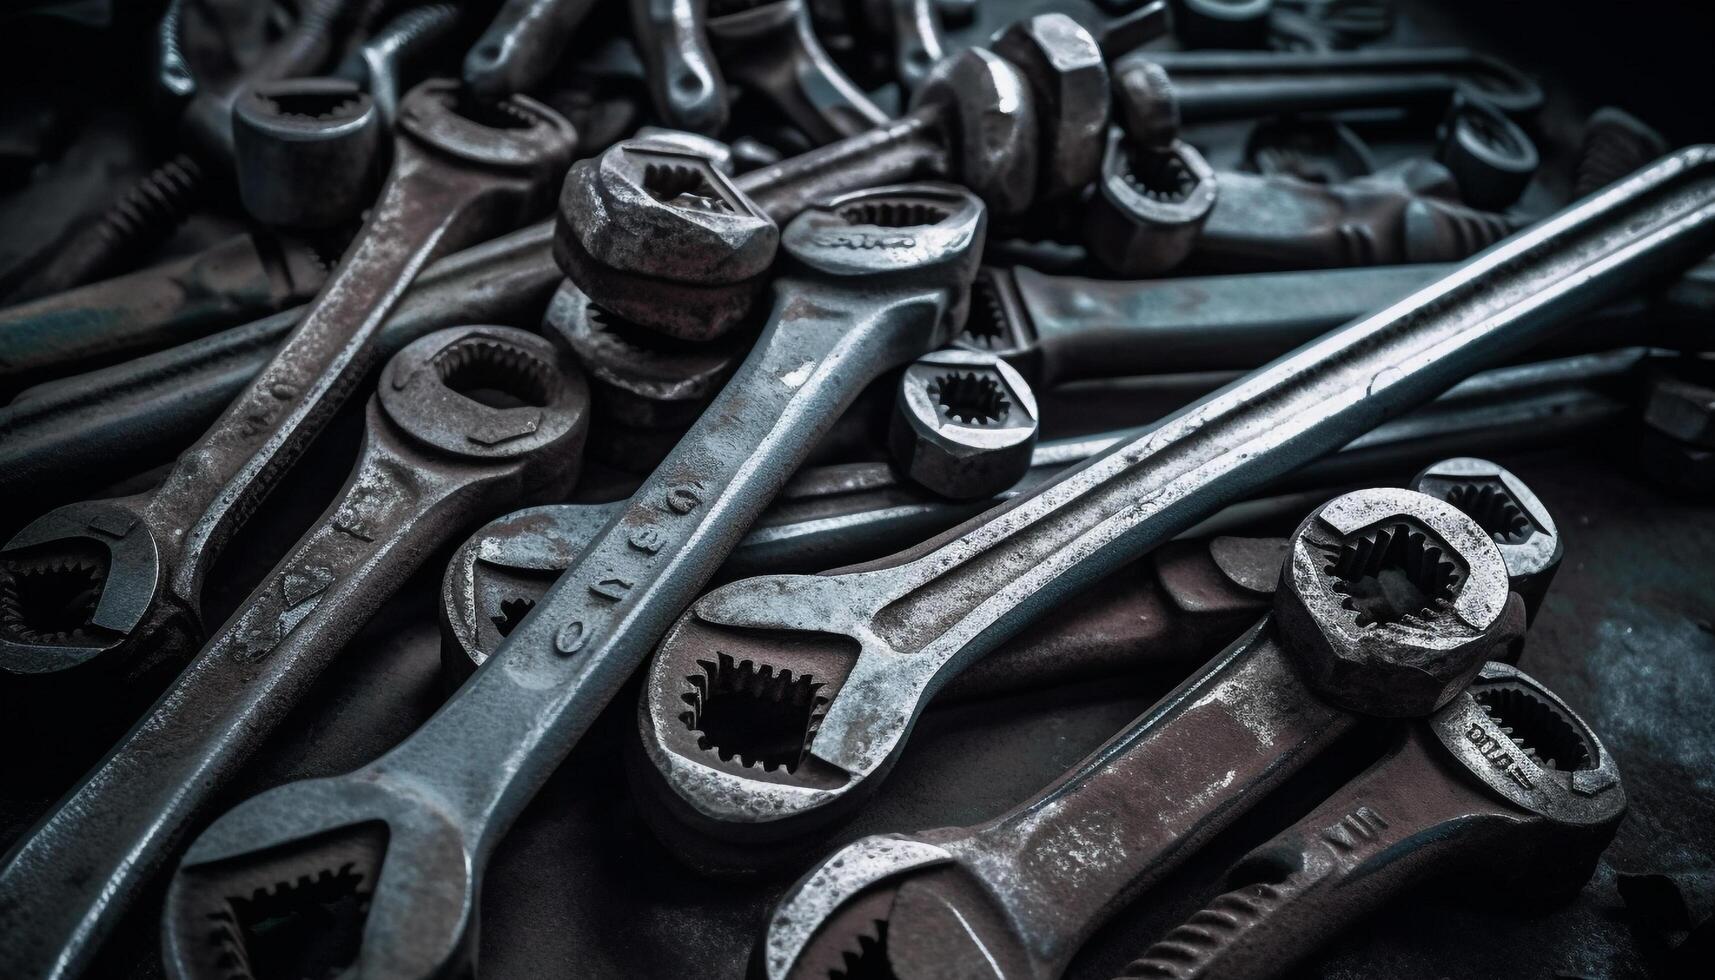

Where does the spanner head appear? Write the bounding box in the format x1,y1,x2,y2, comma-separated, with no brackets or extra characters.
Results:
555,139,779,340
910,47,1040,219
1274,487,1516,718
542,277,752,429
1410,457,1562,621
232,77,381,230
1085,127,1218,277
887,348,1040,500
395,79,579,194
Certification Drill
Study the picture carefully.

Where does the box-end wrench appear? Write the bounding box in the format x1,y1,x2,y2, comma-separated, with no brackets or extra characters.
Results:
0,82,576,701
631,146,1715,858
442,361,1598,684
1137,48,1544,122
761,488,1521,979
0,326,589,980
1119,662,1624,980
160,184,985,980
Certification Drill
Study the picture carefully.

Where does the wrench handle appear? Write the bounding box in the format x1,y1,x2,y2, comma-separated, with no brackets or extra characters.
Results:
709,1,888,145
378,282,948,844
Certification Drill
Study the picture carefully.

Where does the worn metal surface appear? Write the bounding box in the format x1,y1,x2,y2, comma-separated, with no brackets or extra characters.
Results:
760,488,1514,979
0,82,577,705
161,184,986,980
634,148,1715,859
0,326,590,980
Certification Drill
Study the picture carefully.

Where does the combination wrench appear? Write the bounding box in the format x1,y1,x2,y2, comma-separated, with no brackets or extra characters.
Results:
0,82,576,701
161,183,986,980
0,326,589,980
630,146,1715,858
1117,661,1624,980
761,487,1521,979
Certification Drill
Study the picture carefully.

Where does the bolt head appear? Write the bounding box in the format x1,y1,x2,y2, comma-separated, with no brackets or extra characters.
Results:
1274,488,1514,718
990,13,1110,203
888,350,1039,500
1110,55,1180,152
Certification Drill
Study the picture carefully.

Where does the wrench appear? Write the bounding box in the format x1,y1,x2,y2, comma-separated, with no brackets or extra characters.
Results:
161,183,985,980
463,0,601,100
443,361,1619,679
707,0,888,145
761,487,1520,979
631,0,730,135
1136,47,1543,122
0,231,328,391
1118,662,1624,980
0,326,589,980
0,83,576,699
631,146,1715,856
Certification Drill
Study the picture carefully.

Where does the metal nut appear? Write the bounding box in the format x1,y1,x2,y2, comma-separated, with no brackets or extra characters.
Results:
1085,127,1218,277
554,139,778,340
1274,487,1514,718
910,47,1039,218
887,349,1039,500
989,13,1110,203
1411,457,1562,622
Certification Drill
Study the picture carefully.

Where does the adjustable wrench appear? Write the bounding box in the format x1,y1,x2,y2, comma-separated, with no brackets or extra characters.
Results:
1119,662,1624,980
632,146,1715,856
0,83,576,700
442,362,1617,679
762,487,1520,979
0,326,589,980
161,184,986,980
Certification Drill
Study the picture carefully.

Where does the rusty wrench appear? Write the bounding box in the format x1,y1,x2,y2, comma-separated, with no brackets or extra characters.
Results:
0,83,576,700
632,146,1715,855
161,183,985,980
0,326,589,980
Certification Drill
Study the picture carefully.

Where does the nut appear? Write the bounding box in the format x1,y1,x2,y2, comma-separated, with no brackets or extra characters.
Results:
910,47,1039,218
554,139,779,339
887,350,1039,500
1274,487,1514,718
1085,127,1218,277
542,278,748,429
989,13,1110,203
1411,457,1562,622
1436,95,1540,210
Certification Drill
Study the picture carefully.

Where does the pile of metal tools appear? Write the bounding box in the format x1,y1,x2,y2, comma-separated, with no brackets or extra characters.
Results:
1,0,1711,977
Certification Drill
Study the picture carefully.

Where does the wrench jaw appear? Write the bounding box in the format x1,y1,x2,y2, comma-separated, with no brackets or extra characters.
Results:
164,776,478,980
1410,457,1563,623
396,80,579,195
0,499,166,679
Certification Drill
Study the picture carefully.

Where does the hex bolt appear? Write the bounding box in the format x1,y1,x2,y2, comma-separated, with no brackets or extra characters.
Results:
888,350,1040,500
1410,456,1562,623
1436,94,1540,210
232,78,382,230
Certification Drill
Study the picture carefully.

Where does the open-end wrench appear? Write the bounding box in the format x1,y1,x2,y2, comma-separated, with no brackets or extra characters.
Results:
631,146,1715,858
707,0,888,144
463,0,601,100
442,361,1617,679
0,221,564,510
631,0,730,135
161,184,986,980
1137,47,1544,122
0,231,329,391
1118,662,1624,980
761,487,1520,979
0,326,589,980
0,83,576,699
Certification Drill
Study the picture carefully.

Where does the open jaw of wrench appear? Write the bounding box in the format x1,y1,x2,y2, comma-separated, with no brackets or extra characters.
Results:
160,183,986,980
1120,661,1624,980
0,327,589,980
632,146,1715,859
761,487,1519,980
0,81,577,698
